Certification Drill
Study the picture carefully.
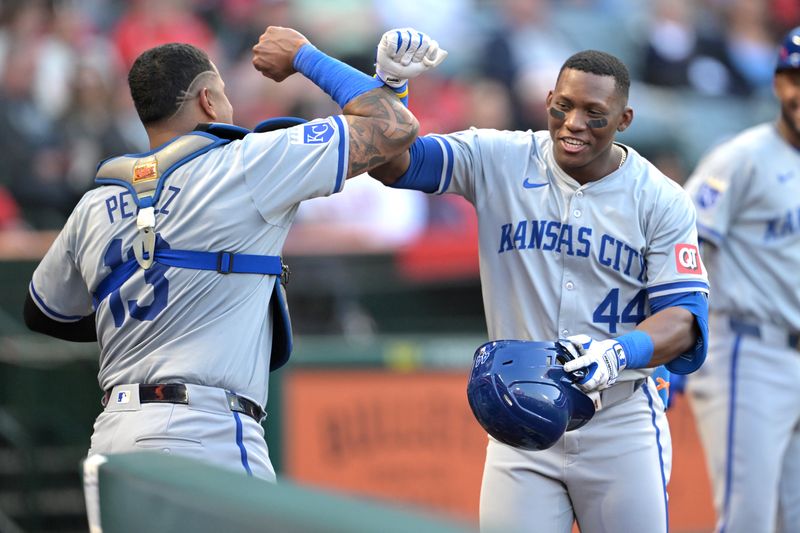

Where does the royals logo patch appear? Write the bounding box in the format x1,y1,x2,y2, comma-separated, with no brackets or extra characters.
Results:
695,176,727,209
302,122,334,144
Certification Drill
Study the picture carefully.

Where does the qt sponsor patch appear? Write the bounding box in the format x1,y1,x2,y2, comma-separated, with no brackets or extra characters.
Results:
675,243,702,274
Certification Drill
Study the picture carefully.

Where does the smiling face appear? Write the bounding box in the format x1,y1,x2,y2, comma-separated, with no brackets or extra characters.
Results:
546,68,633,184
775,69,800,148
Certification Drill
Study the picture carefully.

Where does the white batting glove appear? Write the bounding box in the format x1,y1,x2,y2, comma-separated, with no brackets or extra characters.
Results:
375,28,448,87
562,335,628,392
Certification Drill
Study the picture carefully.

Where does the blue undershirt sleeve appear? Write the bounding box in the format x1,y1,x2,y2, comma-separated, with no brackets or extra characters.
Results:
649,291,709,374
389,136,446,193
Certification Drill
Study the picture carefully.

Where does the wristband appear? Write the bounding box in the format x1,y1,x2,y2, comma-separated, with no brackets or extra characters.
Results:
386,80,408,107
293,44,383,108
615,330,654,369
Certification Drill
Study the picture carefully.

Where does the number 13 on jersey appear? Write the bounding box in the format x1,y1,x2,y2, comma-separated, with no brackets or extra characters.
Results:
103,237,171,327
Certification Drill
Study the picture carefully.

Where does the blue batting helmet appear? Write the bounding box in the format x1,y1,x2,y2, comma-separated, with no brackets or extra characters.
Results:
467,340,596,451
777,26,800,72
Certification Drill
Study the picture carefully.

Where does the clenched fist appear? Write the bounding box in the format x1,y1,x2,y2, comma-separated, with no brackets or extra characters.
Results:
252,26,310,82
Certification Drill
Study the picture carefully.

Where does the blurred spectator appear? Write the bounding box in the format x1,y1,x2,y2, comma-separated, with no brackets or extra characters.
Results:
113,0,217,69
290,0,378,72
724,0,776,94
0,41,71,229
0,185,23,229
59,61,140,195
478,0,577,130
0,0,786,240
641,0,774,96
211,0,292,60
291,175,429,251
407,74,471,135
770,0,800,33
463,78,514,131
35,2,123,119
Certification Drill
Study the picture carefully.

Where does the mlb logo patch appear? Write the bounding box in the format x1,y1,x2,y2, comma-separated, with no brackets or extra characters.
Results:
303,122,334,144
675,244,703,274
116,391,131,404
133,159,158,183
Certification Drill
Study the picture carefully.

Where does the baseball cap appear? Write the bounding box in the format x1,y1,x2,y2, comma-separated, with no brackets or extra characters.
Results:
776,26,800,72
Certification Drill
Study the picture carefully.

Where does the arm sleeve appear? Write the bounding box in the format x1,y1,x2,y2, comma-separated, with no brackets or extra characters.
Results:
242,116,349,225
649,291,709,374
24,291,97,342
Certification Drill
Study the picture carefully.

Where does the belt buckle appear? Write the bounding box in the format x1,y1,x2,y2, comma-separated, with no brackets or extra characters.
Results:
225,391,242,413
216,251,234,274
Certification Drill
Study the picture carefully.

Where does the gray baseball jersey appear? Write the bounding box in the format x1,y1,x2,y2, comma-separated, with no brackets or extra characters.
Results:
414,128,707,532
29,116,349,479
685,122,800,532
436,129,707,368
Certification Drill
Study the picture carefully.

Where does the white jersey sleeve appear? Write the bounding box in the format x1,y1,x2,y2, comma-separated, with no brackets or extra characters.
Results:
30,196,95,321
644,188,708,299
242,115,349,226
683,136,751,247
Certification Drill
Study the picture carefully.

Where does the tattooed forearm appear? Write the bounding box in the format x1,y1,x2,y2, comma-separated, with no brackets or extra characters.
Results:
343,88,418,178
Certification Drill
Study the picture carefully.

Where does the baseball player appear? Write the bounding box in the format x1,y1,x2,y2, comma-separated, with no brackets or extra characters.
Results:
684,26,800,533
372,29,709,533
22,26,426,480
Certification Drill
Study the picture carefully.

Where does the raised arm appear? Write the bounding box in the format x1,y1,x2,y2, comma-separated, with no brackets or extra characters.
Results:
252,26,418,179
367,28,448,186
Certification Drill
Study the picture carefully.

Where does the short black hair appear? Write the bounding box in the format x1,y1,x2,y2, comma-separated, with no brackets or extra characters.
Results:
557,50,630,100
128,43,214,125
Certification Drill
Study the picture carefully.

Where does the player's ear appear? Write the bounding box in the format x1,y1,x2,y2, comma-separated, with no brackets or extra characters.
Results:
616,106,633,133
545,90,554,108
198,87,218,121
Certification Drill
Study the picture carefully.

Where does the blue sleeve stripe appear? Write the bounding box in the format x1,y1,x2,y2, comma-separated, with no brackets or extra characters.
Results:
697,222,723,243
332,115,347,192
432,135,454,194
390,136,444,193
29,282,84,322
647,280,709,297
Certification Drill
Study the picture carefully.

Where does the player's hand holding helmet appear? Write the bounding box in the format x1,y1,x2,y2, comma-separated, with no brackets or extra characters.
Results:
562,335,628,392
467,340,596,451
375,28,448,87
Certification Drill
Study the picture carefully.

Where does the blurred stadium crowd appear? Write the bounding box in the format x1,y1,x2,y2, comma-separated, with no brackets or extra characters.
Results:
0,0,796,234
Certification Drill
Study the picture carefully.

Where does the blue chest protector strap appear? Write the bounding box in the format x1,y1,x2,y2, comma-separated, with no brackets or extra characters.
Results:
92,122,297,371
